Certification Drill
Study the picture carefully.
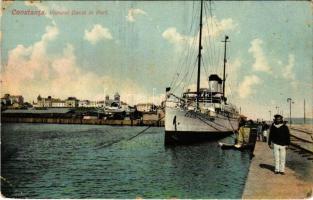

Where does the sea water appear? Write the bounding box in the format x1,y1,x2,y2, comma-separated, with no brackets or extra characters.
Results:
1,123,251,198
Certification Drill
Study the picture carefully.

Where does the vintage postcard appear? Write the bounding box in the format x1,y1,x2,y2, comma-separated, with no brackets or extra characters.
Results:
1,0,312,199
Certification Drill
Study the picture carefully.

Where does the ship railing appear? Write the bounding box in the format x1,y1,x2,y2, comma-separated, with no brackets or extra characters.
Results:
184,97,221,103
166,93,186,103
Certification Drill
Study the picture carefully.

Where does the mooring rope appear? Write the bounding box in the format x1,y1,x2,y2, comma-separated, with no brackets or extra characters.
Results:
95,116,165,150
127,116,165,141
1,176,14,188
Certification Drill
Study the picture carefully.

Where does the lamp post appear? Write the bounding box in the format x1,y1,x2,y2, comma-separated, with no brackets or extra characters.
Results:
303,99,305,124
287,98,294,125
275,106,279,114
269,110,272,122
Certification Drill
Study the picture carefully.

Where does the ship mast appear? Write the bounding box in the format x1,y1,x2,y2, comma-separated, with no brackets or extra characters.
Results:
222,35,229,99
196,0,204,109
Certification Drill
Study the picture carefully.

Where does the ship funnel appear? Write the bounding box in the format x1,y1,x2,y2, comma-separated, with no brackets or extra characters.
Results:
208,74,222,93
166,87,171,98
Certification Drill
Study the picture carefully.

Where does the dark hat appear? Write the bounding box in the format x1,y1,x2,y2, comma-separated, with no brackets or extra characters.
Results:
274,114,283,119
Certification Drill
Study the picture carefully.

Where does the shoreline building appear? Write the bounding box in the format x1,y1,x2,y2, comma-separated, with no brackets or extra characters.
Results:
52,99,66,107
65,97,79,108
136,103,157,113
34,95,78,108
35,95,63,107
1,94,24,105
1,94,24,109
105,92,122,108
78,100,111,108
78,100,90,107
32,93,125,109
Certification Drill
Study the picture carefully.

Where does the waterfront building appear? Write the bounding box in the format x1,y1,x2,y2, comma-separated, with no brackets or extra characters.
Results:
79,100,90,107
11,102,21,108
1,94,24,105
52,99,66,107
78,100,105,108
104,93,122,108
36,95,52,107
114,92,120,102
136,103,157,113
65,97,79,107
35,95,65,108
43,96,53,107
96,101,105,108
105,98,114,107
33,94,124,109
36,95,43,107
89,101,97,107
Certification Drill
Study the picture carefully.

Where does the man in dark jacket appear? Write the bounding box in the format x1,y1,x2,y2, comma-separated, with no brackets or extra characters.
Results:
268,114,290,175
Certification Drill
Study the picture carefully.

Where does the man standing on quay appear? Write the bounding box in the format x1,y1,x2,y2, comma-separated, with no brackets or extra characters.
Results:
268,114,291,175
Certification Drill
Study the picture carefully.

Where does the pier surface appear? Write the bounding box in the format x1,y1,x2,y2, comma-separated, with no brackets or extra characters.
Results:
242,136,313,199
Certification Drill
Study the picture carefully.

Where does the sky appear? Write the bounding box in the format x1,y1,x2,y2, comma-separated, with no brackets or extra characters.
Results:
1,1,312,120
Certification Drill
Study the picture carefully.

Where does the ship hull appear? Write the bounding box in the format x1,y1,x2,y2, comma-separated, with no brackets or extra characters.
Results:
165,130,232,145
165,107,239,145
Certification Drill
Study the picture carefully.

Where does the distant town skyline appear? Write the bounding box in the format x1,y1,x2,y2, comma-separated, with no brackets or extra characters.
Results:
1,1,312,120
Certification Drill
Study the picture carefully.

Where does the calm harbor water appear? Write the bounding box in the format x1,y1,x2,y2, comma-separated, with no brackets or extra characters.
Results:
2,123,251,198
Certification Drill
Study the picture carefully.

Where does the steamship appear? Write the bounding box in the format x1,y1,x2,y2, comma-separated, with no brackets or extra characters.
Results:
164,0,239,145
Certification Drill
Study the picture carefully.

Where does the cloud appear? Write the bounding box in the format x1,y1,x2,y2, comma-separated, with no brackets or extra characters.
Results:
282,54,295,80
162,16,237,49
248,38,272,73
282,54,300,88
84,24,113,45
227,58,242,78
238,75,262,98
202,16,237,38
126,8,147,22
225,58,242,97
181,58,241,101
2,24,59,83
162,27,191,45
1,24,148,105
2,24,58,94
162,16,238,97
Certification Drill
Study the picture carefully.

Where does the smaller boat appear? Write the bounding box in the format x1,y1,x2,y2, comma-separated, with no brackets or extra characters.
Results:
218,142,253,151
218,120,258,151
